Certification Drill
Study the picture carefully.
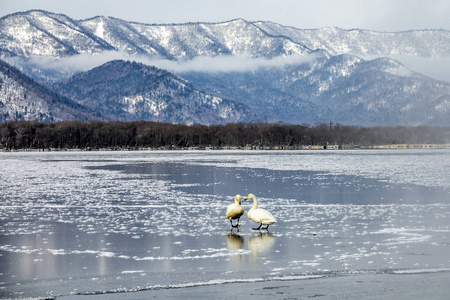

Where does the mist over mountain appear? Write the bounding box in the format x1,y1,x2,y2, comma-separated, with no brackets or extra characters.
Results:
181,54,450,125
0,59,102,122
52,60,259,125
0,9,449,126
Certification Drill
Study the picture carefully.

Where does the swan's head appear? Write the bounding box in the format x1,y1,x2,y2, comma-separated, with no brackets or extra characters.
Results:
235,194,242,204
245,193,256,201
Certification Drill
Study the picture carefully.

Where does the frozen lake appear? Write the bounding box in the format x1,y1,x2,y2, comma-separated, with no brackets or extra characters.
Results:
0,149,449,298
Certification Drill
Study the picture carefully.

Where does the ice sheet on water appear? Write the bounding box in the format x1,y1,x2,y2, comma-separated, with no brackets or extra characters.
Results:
391,268,450,274
70,267,450,296
172,150,450,188
75,273,329,296
1,151,449,298
134,248,252,261
1,150,448,210
372,227,432,246
1,203,447,278
0,244,251,261
121,270,145,274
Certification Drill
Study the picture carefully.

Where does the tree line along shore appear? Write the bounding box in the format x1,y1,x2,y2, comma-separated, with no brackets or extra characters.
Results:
0,121,449,151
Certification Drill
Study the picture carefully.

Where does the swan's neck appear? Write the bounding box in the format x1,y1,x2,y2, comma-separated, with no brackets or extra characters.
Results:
252,196,258,209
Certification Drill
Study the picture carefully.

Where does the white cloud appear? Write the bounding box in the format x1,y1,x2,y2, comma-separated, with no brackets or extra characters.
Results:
27,51,129,72
388,55,450,82
7,51,450,83
149,54,320,73
7,51,320,75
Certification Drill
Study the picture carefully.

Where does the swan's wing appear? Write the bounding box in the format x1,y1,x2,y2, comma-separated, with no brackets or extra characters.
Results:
226,203,235,217
249,208,276,224
226,204,244,219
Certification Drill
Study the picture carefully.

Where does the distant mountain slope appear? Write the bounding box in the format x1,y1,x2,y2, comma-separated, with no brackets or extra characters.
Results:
2,10,449,61
53,60,259,125
0,10,309,60
1,10,450,126
0,59,102,122
181,54,450,125
253,22,450,57
0,10,114,58
80,17,311,60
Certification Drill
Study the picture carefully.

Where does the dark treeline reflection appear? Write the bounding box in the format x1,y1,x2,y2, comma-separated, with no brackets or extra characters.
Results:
1,121,449,150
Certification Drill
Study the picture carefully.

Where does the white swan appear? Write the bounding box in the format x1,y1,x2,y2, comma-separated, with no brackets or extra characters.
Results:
245,194,276,230
226,194,244,229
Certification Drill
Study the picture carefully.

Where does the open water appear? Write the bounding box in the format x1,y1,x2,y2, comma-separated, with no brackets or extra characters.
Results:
0,149,449,298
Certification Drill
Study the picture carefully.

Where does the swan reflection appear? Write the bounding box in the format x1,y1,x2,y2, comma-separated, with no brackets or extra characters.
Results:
226,232,245,262
248,233,275,258
226,232,244,250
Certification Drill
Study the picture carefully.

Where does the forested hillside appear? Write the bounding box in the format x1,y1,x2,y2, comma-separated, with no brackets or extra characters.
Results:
0,59,103,122
52,60,258,125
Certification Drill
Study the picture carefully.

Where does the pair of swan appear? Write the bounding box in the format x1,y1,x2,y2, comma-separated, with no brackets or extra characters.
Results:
226,194,276,231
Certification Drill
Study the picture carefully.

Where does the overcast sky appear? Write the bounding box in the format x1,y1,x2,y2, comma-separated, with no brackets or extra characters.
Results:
1,0,450,31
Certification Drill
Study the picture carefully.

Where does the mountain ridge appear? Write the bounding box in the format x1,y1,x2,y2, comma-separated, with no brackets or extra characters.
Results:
0,10,449,126
0,59,104,122
253,21,450,57
52,59,260,125
180,53,450,125
4,10,449,60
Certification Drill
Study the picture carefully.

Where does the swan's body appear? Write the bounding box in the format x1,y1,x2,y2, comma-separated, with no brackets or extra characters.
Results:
245,194,276,230
226,194,244,229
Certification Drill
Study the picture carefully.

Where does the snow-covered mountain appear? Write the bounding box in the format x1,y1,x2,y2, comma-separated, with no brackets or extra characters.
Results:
0,10,113,58
181,53,450,125
52,60,259,125
1,10,449,126
253,22,450,57
80,17,311,60
2,10,449,61
0,10,310,60
0,59,102,122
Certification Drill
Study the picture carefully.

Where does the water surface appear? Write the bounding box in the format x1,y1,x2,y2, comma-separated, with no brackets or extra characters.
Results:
0,150,449,298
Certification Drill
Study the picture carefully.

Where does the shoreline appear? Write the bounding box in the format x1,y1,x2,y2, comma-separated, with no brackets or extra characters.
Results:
64,271,450,299
1,143,450,152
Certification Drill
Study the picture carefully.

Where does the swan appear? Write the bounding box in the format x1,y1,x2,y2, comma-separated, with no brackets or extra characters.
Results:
226,194,244,229
245,194,276,230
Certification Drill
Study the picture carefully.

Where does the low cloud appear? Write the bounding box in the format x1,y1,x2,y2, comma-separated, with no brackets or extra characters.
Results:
389,55,450,83
8,51,450,83
8,51,128,74
150,53,320,73
7,51,320,76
